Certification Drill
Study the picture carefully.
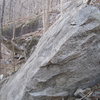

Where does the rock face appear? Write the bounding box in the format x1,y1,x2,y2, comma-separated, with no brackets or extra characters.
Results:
0,0,100,100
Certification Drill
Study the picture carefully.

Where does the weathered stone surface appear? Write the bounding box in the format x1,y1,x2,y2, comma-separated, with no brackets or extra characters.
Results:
0,0,100,100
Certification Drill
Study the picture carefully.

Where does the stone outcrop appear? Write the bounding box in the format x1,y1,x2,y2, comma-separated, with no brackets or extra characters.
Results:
0,0,100,100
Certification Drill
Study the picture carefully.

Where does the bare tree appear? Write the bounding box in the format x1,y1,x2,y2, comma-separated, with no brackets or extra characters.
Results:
9,0,13,21
60,0,63,16
42,0,50,32
12,24,16,72
11,0,16,72
49,0,53,12
0,0,6,64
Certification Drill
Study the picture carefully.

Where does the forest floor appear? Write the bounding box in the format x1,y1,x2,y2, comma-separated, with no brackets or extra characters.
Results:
0,29,43,77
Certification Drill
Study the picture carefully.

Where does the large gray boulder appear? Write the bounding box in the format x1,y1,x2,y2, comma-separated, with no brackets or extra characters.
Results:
0,0,100,100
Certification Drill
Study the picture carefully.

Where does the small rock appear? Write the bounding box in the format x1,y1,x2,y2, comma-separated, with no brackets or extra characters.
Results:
74,88,85,96
0,74,4,80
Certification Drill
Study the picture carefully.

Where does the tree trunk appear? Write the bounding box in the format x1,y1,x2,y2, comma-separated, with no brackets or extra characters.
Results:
60,0,63,16
42,0,50,32
0,0,5,63
12,22,16,72
12,1,16,72
9,0,13,21
49,0,53,12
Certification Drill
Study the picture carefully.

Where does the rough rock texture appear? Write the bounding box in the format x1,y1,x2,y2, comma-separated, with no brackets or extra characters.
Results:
0,0,100,100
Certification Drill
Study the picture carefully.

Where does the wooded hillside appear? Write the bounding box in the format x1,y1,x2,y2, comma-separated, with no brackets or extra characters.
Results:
0,0,100,100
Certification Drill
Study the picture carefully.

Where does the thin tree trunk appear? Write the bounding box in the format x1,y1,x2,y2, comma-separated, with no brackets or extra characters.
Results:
42,0,50,32
0,0,6,67
9,0,13,21
49,0,53,12
12,22,16,68
60,0,63,16
12,4,16,72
